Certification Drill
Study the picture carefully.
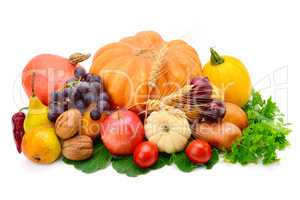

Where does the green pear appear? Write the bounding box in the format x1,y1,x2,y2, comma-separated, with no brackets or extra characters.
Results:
24,72,52,133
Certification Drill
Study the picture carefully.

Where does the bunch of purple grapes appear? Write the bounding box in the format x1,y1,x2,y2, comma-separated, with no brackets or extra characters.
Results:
48,67,111,122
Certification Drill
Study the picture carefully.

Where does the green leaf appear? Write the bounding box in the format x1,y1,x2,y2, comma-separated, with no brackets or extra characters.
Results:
112,156,149,177
205,148,219,169
173,151,198,172
63,141,112,173
111,153,173,177
151,153,173,169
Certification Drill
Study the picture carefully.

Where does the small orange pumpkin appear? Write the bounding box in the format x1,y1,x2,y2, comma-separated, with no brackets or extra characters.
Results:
90,31,202,111
22,53,90,105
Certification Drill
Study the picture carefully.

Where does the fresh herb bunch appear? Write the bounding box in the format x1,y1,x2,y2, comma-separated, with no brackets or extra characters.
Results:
225,91,290,165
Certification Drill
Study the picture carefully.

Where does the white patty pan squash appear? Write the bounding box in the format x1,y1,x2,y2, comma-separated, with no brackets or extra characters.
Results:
145,109,191,154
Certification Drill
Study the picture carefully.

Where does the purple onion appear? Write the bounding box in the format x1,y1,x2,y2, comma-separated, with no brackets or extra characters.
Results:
189,77,213,103
200,99,226,122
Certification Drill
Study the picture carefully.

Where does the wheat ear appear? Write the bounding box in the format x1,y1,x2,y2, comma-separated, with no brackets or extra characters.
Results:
146,84,193,111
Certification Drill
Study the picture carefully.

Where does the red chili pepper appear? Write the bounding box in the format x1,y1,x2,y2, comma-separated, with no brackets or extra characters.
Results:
12,109,26,153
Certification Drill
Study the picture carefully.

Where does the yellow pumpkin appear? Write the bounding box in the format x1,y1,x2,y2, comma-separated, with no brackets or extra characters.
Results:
203,48,252,107
90,31,202,111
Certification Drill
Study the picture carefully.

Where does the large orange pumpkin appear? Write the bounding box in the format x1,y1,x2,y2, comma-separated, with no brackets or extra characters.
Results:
90,31,202,111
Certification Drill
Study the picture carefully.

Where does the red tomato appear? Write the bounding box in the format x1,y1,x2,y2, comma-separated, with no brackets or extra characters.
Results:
185,139,212,164
101,109,145,155
134,141,158,168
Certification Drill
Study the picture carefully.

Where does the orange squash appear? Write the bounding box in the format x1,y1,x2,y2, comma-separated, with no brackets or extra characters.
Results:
90,31,202,111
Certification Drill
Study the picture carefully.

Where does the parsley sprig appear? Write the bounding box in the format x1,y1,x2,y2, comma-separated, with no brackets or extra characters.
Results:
225,91,290,165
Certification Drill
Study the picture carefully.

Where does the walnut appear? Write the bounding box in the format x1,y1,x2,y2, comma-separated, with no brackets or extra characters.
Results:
55,109,81,140
62,135,93,161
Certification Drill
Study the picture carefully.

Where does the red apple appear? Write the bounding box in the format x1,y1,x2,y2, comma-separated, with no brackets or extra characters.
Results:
100,109,144,155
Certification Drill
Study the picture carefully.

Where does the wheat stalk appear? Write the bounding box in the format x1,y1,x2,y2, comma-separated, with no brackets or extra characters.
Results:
147,44,168,89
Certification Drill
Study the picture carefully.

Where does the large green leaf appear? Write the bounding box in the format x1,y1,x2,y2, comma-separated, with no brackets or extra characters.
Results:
111,152,173,177
205,148,219,169
111,156,149,177
173,151,198,172
63,141,220,176
63,141,112,173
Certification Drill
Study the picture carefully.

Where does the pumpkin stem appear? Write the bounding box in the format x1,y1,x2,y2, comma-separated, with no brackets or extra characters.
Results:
210,48,224,65
162,125,170,132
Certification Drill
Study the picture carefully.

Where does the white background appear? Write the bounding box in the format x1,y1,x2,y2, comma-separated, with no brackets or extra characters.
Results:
0,0,299,199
